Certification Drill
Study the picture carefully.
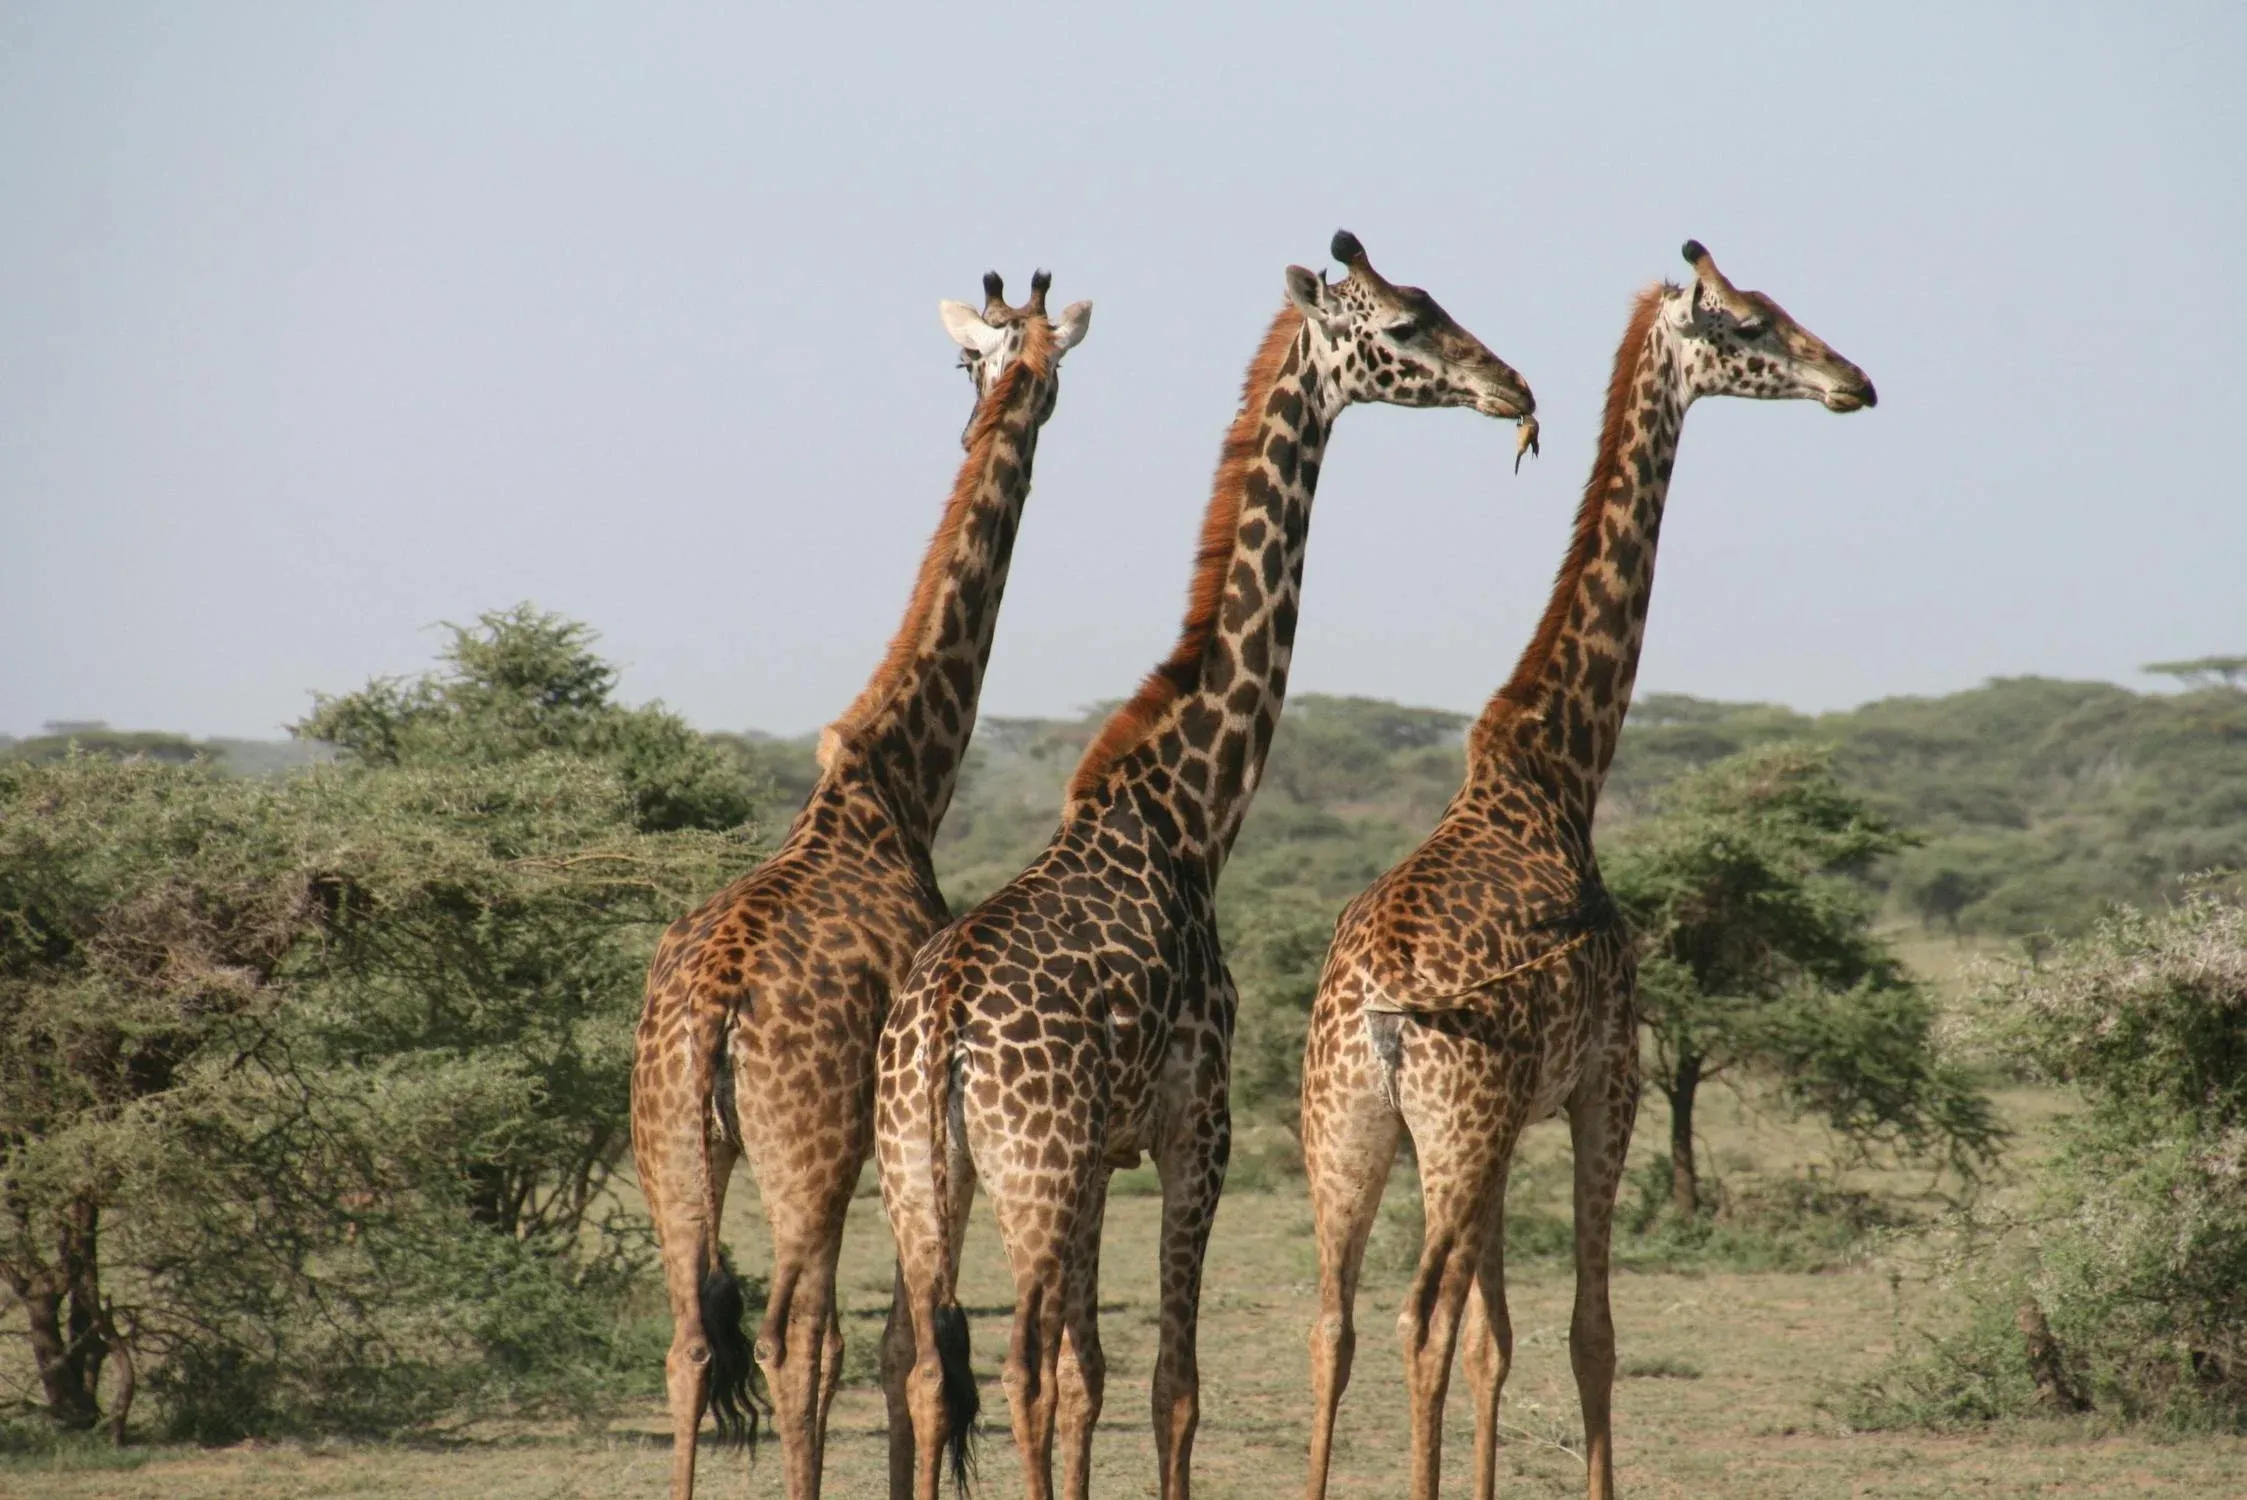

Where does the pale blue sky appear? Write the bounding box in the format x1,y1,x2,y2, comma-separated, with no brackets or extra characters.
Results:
3,2,2241,739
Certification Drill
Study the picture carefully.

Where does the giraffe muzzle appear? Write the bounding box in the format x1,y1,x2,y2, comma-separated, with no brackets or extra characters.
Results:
1824,379,1878,413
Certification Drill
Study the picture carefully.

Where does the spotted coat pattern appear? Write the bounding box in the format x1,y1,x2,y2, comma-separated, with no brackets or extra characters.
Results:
1296,244,1877,1500
629,274,1086,1500
875,233,1537,1500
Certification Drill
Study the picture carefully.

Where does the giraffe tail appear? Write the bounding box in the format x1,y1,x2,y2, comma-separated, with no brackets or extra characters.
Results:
935,1302,980,1494
699,1250,767,1450
922,983,981,1493
695,999,770,1452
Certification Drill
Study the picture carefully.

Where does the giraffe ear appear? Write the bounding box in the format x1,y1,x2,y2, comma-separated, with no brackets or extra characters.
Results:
939,300,1006,355
1285,265,1352,338
1052,300,1093,353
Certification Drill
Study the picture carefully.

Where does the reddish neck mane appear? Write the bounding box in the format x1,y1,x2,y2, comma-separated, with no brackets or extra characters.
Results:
1475,285,1667,743
831,319,1055,742
1067,306,1306,801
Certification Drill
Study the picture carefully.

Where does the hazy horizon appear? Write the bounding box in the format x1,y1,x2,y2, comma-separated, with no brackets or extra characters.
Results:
0,657,2216,749
5,3,2242,741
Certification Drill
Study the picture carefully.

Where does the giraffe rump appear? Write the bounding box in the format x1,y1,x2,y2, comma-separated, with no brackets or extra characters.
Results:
1066,306,1306,800
832,316,1058,748
1475,283,1672,750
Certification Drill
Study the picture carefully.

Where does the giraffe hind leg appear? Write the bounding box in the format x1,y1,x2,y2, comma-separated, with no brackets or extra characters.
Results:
635,1106,743,1500
1567,1043,1639,1500
756,1187,857,1500
892,1118,982,1500
1150,1089,1229,1500
1299,1044,1403,1500
1460,1168,1514,1500
982,1146,1090,1500
1394,1045,1529,1500
1056,1166,1112,1500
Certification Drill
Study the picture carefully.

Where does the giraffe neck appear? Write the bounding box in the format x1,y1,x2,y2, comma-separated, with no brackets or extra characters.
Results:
1068,308,1336,873
827,329,1058,846
1476,288,1686,819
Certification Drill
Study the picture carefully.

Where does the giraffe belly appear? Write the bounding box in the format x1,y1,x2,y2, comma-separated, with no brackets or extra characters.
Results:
1094,1014,1170,1167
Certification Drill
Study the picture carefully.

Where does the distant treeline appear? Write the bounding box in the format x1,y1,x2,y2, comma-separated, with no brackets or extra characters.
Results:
22,675,2242,941
711,676,2247,941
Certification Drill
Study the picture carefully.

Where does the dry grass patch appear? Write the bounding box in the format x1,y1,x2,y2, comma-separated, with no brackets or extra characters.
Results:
16,1164,2244,1499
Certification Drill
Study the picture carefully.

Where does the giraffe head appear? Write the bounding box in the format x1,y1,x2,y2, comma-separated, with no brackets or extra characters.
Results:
1282,230,1536,423
1668,241,1877,413
939,270,1093,446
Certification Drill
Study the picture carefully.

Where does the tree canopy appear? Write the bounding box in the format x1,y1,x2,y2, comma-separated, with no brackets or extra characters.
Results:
296,604,755,834
2144,655,2247,691
1,609,760,1442
1605,745,2001,1217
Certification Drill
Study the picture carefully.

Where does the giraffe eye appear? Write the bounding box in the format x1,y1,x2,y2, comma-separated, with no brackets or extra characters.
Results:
1735,321,1767,339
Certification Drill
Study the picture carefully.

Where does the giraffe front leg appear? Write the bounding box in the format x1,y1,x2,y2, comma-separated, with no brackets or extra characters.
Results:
1151,1093,1228,1500
882,1263,915,1500
1566,1041,1640,1500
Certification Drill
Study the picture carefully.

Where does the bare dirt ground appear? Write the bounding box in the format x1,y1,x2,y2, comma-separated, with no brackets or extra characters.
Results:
15,1077,2245,1500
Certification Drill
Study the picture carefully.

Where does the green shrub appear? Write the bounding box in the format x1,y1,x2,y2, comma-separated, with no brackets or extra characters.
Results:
1854,884,2247,1430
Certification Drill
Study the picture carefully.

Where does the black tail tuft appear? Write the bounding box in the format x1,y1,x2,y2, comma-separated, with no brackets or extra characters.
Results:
700,1254,771,1453
934,1302,981,1497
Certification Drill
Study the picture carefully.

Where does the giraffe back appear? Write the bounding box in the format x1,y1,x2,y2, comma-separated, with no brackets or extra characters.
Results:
888,773,1231,1174
1317,742,1633,1116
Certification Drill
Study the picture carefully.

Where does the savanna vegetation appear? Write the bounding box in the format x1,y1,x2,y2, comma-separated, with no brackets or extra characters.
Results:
6,610,2244,1494
2,610,763,1451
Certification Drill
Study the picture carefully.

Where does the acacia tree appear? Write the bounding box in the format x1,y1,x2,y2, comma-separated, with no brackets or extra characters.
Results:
0,760,315,1434
1,608,760,1440
293,605,757,1237
296,603,753,835
1606,745,2001,1218
2144,655,2247,691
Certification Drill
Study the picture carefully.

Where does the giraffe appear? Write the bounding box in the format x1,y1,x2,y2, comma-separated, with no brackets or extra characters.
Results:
874,231,1539,1500
1296,241,1877,1500
630,270,1092,1500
